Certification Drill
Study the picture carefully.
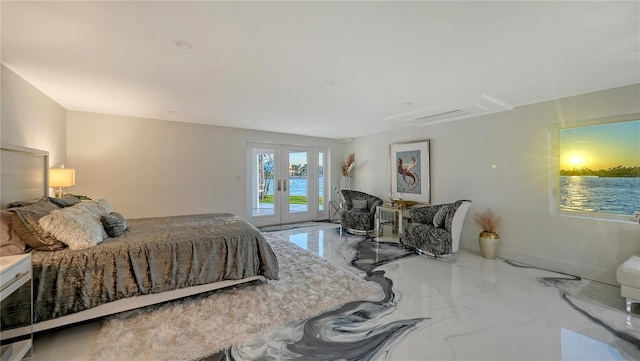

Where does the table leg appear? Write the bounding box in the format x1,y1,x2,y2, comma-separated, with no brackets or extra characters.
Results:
398,210,403,242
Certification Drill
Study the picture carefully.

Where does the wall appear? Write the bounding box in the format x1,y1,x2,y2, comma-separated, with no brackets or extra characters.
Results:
67,111,345,220
349,84,640,285
1,65,67,167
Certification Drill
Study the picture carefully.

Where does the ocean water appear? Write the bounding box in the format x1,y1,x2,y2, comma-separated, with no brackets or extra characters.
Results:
265,178,323,197
560,176,640,215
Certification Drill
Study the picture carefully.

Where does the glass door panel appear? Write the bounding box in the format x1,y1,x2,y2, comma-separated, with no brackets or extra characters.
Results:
281,146,313,224
288,151,308,214
251,145,278,224
318,151,325,212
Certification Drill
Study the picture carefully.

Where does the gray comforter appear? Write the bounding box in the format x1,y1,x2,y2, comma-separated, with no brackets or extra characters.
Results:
1,213,278,329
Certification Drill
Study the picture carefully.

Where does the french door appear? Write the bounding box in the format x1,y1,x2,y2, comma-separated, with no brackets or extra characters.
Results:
247,142,327,227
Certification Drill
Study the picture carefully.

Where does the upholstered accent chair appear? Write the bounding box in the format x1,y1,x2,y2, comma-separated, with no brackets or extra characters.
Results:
402,200,472,259
340,190,384,235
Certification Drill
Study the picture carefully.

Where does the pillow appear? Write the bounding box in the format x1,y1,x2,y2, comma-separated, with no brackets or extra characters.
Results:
433,204,450,228
352,199,368,211
1,209,29,256
77,199,113,218
47,195,81,208
101,212,127,238
445,200,464,232
8,199,41,208
39,204,109,251
11,199,66,251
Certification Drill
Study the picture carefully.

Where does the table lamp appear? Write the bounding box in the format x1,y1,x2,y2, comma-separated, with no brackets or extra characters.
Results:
49,165,75,198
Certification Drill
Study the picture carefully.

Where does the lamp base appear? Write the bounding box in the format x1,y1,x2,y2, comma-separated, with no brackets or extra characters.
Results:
54,188,66,198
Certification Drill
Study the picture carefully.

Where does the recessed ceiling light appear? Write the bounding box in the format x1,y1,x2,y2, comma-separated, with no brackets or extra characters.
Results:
174,40,192,49
322,80,336,86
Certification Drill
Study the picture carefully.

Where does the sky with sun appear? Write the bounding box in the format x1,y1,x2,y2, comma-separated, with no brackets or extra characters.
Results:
560,120,640,171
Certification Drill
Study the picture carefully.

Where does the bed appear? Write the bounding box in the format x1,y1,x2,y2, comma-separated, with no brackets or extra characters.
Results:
0,144,279,339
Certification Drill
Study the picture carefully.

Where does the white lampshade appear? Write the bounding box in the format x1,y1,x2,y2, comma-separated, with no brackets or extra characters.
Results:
49,168,76,188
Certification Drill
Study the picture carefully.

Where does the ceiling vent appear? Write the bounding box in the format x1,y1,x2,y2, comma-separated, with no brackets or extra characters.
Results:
385,94,513,127
412,109,470,123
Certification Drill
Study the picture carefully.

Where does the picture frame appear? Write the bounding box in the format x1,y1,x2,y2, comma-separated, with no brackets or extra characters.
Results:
389,140,430,204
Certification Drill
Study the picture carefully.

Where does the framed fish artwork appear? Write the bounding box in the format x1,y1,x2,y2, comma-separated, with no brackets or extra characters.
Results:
389,140,430,204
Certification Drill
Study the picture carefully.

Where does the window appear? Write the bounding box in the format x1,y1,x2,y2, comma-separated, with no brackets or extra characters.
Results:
558,119,640,217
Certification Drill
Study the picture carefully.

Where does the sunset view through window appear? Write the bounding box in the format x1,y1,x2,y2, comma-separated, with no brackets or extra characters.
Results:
559,119,639,216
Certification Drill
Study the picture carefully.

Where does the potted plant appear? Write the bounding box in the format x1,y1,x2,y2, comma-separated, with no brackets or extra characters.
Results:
474,208,501,259
339,153,356,196
340,153,356,177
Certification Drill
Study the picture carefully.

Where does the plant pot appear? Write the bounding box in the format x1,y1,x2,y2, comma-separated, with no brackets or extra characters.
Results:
339,176,351,202
479,231,500,259
340,176,351,191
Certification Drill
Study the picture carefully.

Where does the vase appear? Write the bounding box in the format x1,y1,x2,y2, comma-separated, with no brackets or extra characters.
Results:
339,176,351,202
479,231,500,259
340,176,352,191
340,175,351,190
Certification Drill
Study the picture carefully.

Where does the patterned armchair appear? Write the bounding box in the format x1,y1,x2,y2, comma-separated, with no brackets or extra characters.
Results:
402,200,472,259
340,190,384,235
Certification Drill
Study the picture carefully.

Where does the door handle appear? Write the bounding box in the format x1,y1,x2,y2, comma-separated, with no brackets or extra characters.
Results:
277,179,282,192
283,179,288,192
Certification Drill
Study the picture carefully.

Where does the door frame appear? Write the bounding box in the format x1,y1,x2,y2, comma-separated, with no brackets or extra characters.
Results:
246,142,328,227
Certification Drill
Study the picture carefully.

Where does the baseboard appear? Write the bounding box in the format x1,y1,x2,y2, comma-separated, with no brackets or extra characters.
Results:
463,246,619,286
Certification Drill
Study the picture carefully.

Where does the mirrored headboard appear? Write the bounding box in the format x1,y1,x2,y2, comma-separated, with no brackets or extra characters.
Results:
1,144,49,209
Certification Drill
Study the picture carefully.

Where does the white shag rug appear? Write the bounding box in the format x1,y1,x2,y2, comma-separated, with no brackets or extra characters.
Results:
90,233,380,361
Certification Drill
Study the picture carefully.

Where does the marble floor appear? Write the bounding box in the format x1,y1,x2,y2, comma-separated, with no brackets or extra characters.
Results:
26,222,640,360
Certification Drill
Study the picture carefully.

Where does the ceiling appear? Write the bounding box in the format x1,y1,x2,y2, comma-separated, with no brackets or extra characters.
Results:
2,1,639,139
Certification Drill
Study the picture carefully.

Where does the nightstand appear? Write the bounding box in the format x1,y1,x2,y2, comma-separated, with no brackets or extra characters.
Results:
0,254,32,361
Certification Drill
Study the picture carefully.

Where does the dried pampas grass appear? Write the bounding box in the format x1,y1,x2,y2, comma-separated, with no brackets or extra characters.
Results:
474,208,501,234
